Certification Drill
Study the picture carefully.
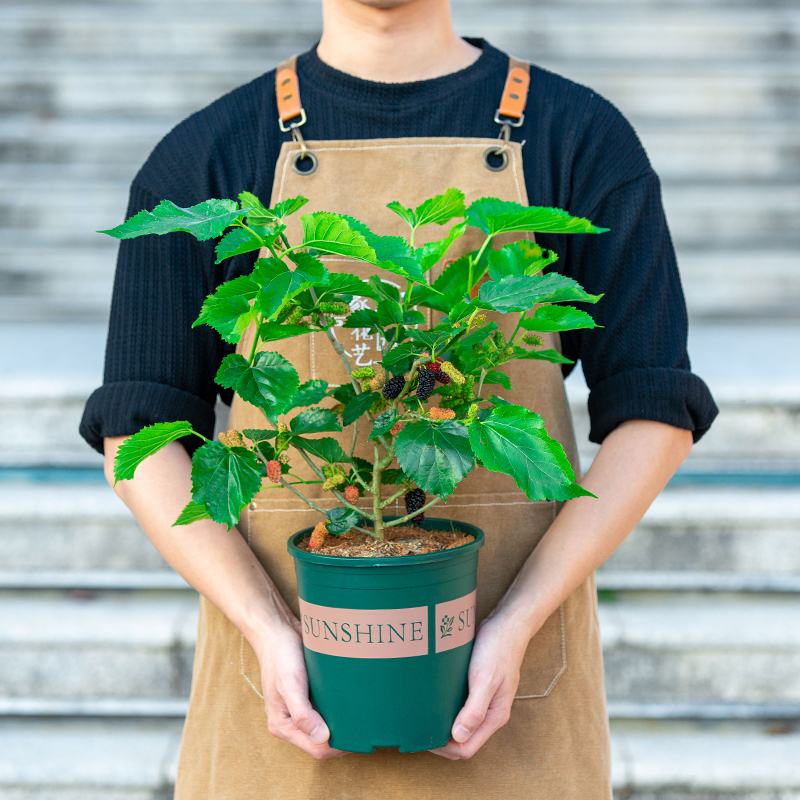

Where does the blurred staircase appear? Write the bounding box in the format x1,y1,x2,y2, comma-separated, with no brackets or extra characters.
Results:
1,0,799,797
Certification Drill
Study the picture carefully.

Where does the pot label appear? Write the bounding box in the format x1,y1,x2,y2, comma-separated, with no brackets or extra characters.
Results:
299,599,428,658
435,589,477,653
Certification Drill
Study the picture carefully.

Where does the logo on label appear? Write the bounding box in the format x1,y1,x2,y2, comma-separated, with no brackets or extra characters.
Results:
435,590,477,654
440,614,454,638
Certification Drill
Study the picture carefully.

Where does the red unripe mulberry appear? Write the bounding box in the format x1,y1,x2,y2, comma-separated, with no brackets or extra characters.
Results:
344,484,360,504
266,460,282,483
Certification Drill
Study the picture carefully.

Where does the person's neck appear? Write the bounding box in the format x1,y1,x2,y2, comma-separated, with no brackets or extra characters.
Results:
316,0,481,83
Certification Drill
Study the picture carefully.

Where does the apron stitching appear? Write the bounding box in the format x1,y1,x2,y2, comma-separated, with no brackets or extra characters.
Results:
240,504,266,700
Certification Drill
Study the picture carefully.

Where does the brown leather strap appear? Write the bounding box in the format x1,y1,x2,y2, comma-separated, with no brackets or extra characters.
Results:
497,57,531,123
275,55,304,127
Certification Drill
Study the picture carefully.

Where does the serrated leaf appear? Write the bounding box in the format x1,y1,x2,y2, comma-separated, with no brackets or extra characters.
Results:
377,299,404,328
342,391,379,427
479,273,602,312
414,250,488,314
488,395,512,406
521,305,598,332
191,441,263,528
414,189,466,228
293,436,350,464
487,241,558,280
214,227,266,264
369,276,401,304
483,369,512,390
240,192,308,224
173,500,212,527
455,321,497,350
342,309,380,330
342,216,426,283
370,409,397,441
256,322,314,343
301,212,378,261
252,257,328,321
403,309,426,326
290,408,342,435
394,420,474,498
466,197,609,236
326,507,361,535
514,347,574,365
468,405,594,501
386,201,416,228
194,275,258,343
215,351,299,416
287,380,330,411
113,421,196,482
291,252,330,287
323,273,377,299
331,384,356,405
405,326,459,351
381,468,408,486
242,428,278,443
273,196,309,219
380,342,416,374
416,221,467,271
100,199,244,241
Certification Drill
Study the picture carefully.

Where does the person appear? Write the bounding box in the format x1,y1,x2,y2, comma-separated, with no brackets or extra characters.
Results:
80,0,718,796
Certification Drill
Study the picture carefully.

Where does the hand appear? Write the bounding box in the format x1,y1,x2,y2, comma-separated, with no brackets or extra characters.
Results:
256,618,348,760
430,614,527,760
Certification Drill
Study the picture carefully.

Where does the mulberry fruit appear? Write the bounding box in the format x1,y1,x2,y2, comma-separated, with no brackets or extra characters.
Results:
370,371,386,392
286,306,304,325
416,369,436,402
435,371,452,385
309,521,328,550
382,375,406,400
390,421,404,436
429,407,456,421
343,484,360,504
404,488,426,524
352,366,375,380
319,301,351,315
427,357,442,372
523,334,543,347
439,362,465,386
266,460,282,483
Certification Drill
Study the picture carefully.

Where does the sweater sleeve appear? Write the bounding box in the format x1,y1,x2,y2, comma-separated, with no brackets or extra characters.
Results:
559,171,718,443
79,182,231,454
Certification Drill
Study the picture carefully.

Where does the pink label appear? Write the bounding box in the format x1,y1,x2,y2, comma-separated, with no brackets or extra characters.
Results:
299,599,428,659
435,590,477,653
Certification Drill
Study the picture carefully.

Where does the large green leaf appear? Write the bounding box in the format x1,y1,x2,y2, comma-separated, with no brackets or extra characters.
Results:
194,275,258,343
342,309,380,330
413,249,488,313
215,227,265,264
369,409,397,441
487,241,558,280
377,299,404,328
416,221,467,271
521,305,598,332
468,405,594,501
413,188,466,228
100,199,244,241
256,322,314,343
322,273,377,299
326,507,361,535
514,347,574,365
287,380,330,411
173,500,212,527
483,369,512,390
380,342,416,373
343,216,426,283
394,420,474,498
300,212,378,261
292,436,350,463
239,192,308,224
252,257,328,320
191,441,263,528
342,391,379,427
215,351,299,415
113,421,197,482
467,197,609,236
479,273,602,312
290,408,342,435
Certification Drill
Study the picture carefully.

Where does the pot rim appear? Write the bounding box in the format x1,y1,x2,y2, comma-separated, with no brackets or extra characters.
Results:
288,516,485,568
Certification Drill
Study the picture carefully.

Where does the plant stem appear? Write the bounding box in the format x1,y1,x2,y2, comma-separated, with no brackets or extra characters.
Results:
384,495,443,527
508,310,527,346
380,484,408,509
279,477,373,537
476,367,487,400
371,443,385,539
247,314,263,364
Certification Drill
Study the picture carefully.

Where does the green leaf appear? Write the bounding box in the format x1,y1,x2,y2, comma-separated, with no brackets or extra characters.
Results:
514,347,574,365
300,212,378,261
194,275,258,343
381,343,416,373
487,241,558,280
239,192,308,223
215,351,299,416
173,500,212,527
342,309,380,330
416,221,467,271
403,309,426,326
272,196,309,219
386,201,416,228
394,419,474,498
521,305,598,332
287,380,330,411
468,405,594,501
483,369,512,390
331,384,356,405
455,321,497,350
252,257,328,321
242,429,278,443
342,391,379,427
377,299,404,328
113,421,197,482
381,468,408,486
479,274,602,312
405,326,460,351
370,409,397,441
290,408,342,435
322,273,377,299
368,276,401,304
191,441,263,528
100,199,244,241
413,250,487,314
342,216,426,283
290,251,330,287
466,198,609,236
293,436,350,464
214,227,265,263
326,507,361,535
488,395,512,407
256,322,314,343
413,189,466,228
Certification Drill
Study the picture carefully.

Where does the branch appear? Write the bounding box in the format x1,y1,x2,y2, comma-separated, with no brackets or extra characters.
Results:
279,477,373,536
384,495,443,527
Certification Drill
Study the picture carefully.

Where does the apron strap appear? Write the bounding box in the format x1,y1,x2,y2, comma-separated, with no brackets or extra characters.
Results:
274,56,318,175
484,56,531,172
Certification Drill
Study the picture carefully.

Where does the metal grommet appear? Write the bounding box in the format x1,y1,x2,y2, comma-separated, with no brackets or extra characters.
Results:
291,150,318,176
483,146,509,172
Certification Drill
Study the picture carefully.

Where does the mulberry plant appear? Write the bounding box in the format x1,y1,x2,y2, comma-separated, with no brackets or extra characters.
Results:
107,188,606,541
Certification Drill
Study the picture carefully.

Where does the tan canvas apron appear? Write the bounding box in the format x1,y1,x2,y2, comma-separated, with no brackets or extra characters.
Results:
175,56,612,799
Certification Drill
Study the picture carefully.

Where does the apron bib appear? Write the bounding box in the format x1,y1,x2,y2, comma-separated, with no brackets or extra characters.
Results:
175,56,611,800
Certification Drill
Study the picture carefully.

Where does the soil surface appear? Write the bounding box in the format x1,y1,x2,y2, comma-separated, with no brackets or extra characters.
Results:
297,526,475,558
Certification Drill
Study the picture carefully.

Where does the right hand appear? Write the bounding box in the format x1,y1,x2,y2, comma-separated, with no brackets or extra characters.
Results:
257,617,348,760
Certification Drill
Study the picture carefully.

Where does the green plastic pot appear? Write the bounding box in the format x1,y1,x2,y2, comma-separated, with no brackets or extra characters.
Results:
288,517,485,753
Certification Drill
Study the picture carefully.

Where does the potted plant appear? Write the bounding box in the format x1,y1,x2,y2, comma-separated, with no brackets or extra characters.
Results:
105,188,606,753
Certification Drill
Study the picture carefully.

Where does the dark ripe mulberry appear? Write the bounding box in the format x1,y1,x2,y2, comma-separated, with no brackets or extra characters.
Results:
436,371,452,385
382,374,406,400
405,488,426,524
416,369,436,402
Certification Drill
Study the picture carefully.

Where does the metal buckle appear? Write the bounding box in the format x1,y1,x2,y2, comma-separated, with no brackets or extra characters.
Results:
278,108,307,133
493,110,524,128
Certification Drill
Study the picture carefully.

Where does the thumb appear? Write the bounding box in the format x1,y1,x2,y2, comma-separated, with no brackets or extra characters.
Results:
283,688,330,745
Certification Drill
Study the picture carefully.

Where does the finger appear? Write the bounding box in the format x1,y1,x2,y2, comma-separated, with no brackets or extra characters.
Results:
433,691,512,759
280,680,331,745
451,672,497,743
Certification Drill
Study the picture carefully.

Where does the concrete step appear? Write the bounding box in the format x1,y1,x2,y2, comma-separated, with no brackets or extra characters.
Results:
2,6,798,63
1,59,798,121
0,719,799,800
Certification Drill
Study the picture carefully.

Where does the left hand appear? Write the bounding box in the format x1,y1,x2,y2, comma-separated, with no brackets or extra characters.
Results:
430,613,528,760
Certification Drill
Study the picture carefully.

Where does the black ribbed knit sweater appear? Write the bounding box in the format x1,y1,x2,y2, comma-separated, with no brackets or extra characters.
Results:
80,39,718,454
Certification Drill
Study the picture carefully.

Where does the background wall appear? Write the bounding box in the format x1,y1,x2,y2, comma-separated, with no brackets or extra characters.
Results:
1,1,799,797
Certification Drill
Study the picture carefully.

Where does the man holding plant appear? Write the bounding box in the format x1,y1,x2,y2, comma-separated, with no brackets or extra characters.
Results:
80,0,717,796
